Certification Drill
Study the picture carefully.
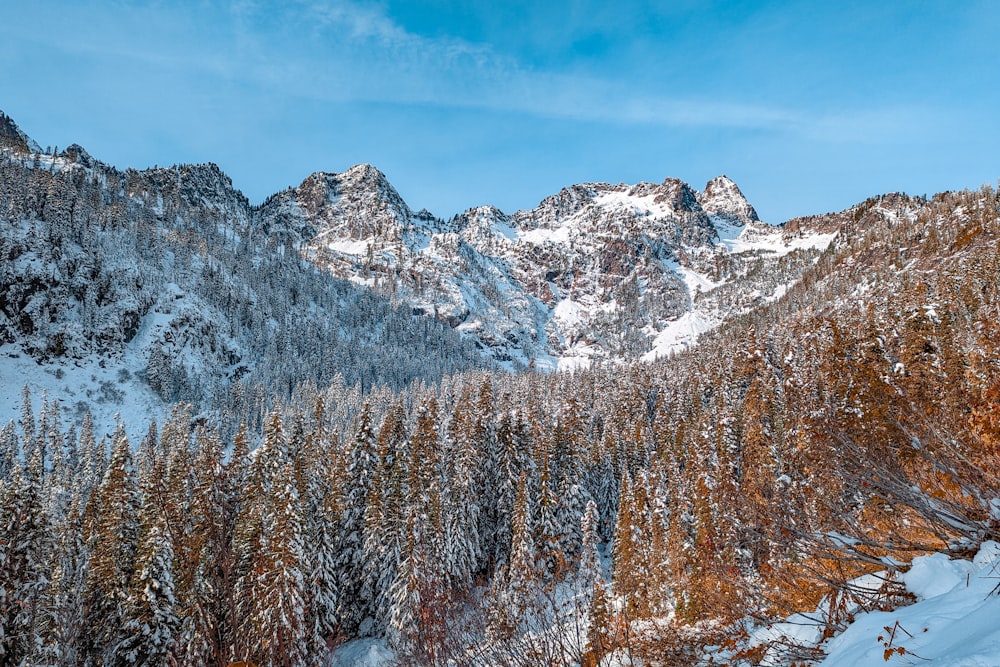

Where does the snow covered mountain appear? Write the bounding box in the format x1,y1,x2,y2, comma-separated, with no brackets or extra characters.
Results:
4,108,999,667
263,165,836,369
0,108,834,432
0,111,485,436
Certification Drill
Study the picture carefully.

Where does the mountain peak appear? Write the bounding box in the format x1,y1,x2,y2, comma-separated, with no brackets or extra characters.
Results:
0,110,42,154
655,177,703,212
287,163,413,243
344,162,379,175
60,143,95,167
698,175,759,224
341,162,389,185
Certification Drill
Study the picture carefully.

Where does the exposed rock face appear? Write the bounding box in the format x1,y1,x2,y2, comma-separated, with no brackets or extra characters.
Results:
0,111,42,153
697,175,760,225
60,144,95,167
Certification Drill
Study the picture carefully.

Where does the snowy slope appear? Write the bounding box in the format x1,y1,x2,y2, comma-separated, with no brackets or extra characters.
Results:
733,542,1000,666
819,543,1000,666
0,349,166,442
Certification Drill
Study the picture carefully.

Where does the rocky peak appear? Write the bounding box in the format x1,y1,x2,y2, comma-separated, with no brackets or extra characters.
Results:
515,183,601,230
654,177,703,213
134,163,248,217
60,143,95,167
456,205,514,244
176,163,237,194
0,110,42,154
339,163,393,194
698,175,759,224
291,165,413,242
460,204,508,225
414,208,437,222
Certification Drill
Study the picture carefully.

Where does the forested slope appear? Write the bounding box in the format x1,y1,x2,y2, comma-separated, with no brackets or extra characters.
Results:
0,111,485,438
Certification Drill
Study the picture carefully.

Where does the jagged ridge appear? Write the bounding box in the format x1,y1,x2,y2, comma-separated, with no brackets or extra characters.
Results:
262,164,834,369
1,111,836,380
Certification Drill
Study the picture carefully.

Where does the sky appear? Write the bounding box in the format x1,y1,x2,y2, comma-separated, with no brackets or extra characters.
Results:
1,0,998,222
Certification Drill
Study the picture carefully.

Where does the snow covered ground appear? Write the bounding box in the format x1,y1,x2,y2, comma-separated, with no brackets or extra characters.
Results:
818,542,1000,666
0,343,167,442
642,310,718,361
326,638,395,666
738,542,1000,666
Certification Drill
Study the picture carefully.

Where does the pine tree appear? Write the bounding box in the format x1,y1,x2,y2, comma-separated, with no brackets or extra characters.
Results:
77,413,104,496
586,581,613,666
19,385,36,464
123,489,179,667
0,420,19,482
137,419,159,476
442,395,483,590
612,472,650,619
32,402,83,666
470,379,502,569
536,446,563,578
0,453,49,664
578,500,602,588
335,402,378,632
297,404,341,660
555,478,591,572
232,426,268,663
364,401,410,634
151,414,209,664
81,420,140,665
410,402,443,544
396,400,458,655
37,495,87,666
238,411,308,667
170,426,230,666
739,373,779,569
492,473,538,638
492,412,528,568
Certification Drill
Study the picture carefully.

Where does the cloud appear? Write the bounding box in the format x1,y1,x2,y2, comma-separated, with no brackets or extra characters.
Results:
306,1,408,42
223,1,931,141
2,0,943,143
198,1,797,132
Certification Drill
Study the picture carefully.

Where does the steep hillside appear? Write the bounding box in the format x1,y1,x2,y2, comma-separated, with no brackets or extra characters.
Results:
0,111,485,436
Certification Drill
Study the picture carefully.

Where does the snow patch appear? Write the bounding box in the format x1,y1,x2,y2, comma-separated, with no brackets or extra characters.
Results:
553,298,588,327
714,218,836,256
901,552,973,599
642,311,718,361
326,637,395,667
0,343,166,442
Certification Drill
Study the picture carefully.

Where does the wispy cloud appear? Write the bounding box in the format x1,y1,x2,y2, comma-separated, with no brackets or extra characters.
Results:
0,0,946,143
211,0,933,141
193,2,750,130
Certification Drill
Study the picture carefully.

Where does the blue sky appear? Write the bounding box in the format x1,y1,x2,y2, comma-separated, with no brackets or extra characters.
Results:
1,1,997,221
